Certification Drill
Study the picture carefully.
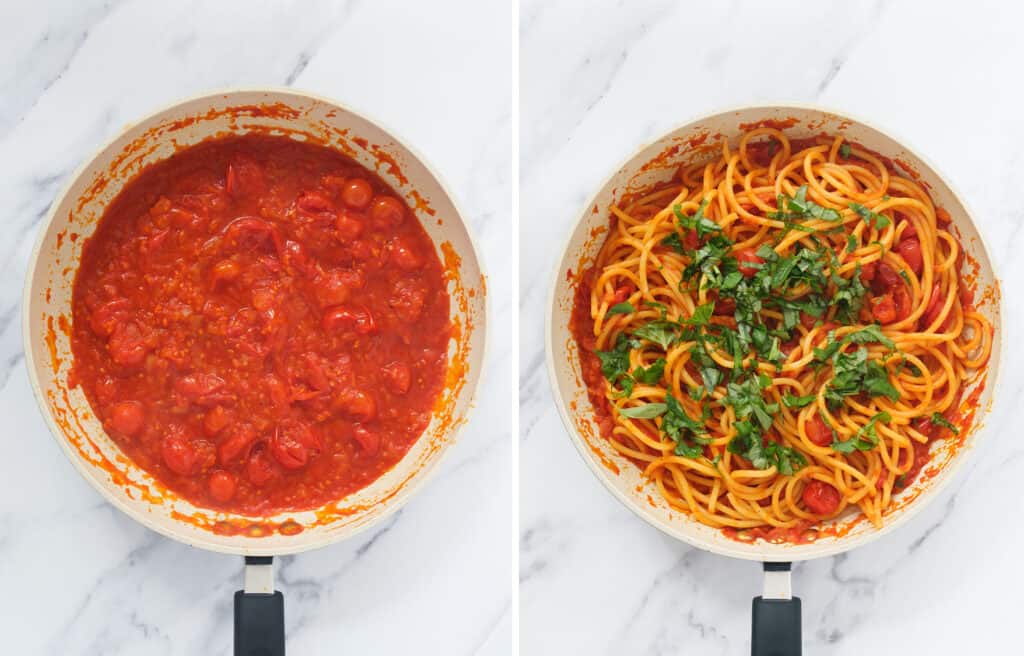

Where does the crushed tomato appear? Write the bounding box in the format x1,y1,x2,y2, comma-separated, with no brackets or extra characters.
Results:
71,135,451,515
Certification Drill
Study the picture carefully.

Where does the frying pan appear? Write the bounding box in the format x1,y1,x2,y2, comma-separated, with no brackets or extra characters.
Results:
23,89,487,655
546,104,1002,655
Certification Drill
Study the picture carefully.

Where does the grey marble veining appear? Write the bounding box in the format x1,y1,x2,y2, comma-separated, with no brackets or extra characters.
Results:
1,1,514,654
520,0,1022,654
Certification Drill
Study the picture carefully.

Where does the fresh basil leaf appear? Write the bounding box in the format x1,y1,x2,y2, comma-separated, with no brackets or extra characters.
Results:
849,202,891,229
930,413,960,434
633,358,666,385
839,143,852,158
783,393,816,408
634,320,681,351
607,302,635,316
619,403,667,419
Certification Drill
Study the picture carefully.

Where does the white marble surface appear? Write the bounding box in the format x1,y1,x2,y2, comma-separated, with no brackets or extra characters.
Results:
520,1,1021,654
0,1,513,654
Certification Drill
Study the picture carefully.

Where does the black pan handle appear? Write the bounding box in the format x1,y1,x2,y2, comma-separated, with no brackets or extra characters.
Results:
751,561,801,656
235,556,285,656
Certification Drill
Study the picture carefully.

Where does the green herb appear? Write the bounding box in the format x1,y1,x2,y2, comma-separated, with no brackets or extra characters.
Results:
832,411,891,453
849,202,891,230
785,185,843,222
633,320,681,351
661,232,685,254
683,303,715,327
644,300,669,319
673,199,720,239
782,393,816,408
722,374,779,431
830,259,868,325
662,393,711,458
607,302,634,316
619,403,667,419
839,143,852,159
727,419,806,474
930,413,960,434
632,358,666,385
822,347,899,408
846,234,857,253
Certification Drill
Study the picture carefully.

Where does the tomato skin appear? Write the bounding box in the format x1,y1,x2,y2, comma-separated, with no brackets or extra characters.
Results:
108,322,150,367
896,238,923,275
735,248,764,277
893,285,912,321
110,401,145,436
368,196,405,229
806,413,833,447
246,444,280,487
270,420,322,470
222,217,284,256
337,388,377,422
90,298,131,337
218,425,257,466
208,470,238,502
900,219,918,239
322,306,376,334
296,191,333,215
341,179,373,209
799,311,818,329
382,361,412,395
859,261,877,285
871,293,898,324
162,430,198,475
352,425,380,456
225,158,264,197
713,296,736,316
871,262,901,294
802,480,841,515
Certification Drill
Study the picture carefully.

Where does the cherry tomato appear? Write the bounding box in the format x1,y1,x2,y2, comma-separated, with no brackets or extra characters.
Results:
368,196,405,229
806,413,833,446
337,388,377,422
382,361,411,395
389,236,423,271
270,420,322,470
314,269,363,308
735,248,764,277
218,425,257,466
335,210,365,242
859,261,877,285
899,218,918,239
222,217,284,256
802,479,841,515
893,285,913,321
896,238,923,275
246,443,280,487
203,405,231,437
90,298,131,337
109,401,145,436
870,293,897,324
341,179,373,209
799,311,818,329
282,240,316,277
713,297,736,316
871,262,901,294
389,282,426,322
352,425,380,456
322,306,376,334
296,191,333,215
682,229,700,250
162,430,198,476
208,470,238,503
175,373,228,403
108,322,150,367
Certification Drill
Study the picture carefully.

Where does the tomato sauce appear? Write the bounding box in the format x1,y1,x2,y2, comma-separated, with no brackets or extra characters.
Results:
70,135,451,515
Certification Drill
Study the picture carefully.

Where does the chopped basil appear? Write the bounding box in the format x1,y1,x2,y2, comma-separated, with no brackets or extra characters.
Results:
782,393,816,408
632,358,666,385
727,419,806,475
673,199,720,239
849,202,891,230
619,403,667,419
634,320,681,351
832,411,890,453
607,302,635,316
930,413,960,434
839,143,852,158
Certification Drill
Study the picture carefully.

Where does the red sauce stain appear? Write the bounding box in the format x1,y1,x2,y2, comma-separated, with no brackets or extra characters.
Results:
738,117,799,131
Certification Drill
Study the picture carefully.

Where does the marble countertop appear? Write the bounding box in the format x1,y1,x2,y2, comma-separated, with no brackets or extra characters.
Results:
1,1,513,654
520,1,1022,654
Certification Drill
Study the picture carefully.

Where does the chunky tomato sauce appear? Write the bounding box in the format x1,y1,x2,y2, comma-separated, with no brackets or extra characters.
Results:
70,135,451,515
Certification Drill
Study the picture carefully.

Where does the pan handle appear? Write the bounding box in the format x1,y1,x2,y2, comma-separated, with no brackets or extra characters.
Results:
751,561,801,656
234,556,286,656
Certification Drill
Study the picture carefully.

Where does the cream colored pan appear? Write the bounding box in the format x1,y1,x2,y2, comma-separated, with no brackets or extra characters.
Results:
546,104,1001,655
23,89,487,656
